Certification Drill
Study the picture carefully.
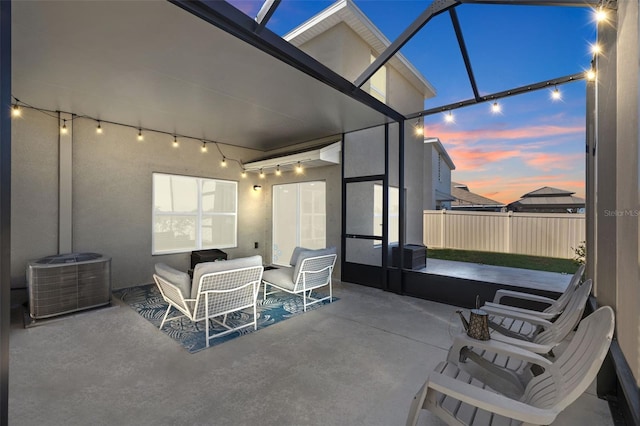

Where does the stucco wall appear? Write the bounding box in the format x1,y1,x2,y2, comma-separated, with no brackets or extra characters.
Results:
11,110,267,290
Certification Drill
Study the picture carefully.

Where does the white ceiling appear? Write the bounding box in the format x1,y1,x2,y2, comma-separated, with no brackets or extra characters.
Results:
12,1,391,152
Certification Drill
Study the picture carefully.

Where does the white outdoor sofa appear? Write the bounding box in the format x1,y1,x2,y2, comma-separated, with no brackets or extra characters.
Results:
153,255,263,347
262,247,337,312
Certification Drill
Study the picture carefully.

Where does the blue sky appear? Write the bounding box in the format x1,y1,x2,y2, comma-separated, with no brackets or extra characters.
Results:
229,0,598,203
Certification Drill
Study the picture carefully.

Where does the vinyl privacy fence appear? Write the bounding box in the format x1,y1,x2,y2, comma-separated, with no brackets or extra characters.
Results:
423,210,585,259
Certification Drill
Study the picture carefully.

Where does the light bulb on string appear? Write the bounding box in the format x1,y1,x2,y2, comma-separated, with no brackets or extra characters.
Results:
551,85,561,101
11,102,21,118
172,135,179,148
491,101,501,114
259,169,265,179
295,161,303,174
241,169,247,178
586,69,596,81
414,116,424,136
96,121,103,134
201,142,207,153
137,129,144,141
275,165,281,176
590,43,601,55
594,7,607,23
444,111,454,124
221,157,227,167
60,119,68,134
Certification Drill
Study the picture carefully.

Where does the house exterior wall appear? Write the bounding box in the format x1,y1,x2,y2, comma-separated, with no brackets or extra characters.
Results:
423,145,452,210
11,109,268,290
592,0,640,388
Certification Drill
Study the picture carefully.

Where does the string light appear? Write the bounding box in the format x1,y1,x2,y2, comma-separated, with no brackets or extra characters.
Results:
137,129,144,141
586,68,596,81
201,142,207,153
551,85,561,101
259,168,265,179
60,119,68,134
444,111,454,123
275,165,281,176
11,102,21,118
594,7,607,23
241,169,247,178
414,115,423,136
172,135,178,148
221,157,227,167
590,43,601,55
491,101,501,113
295,161,303,174
96,121,103,134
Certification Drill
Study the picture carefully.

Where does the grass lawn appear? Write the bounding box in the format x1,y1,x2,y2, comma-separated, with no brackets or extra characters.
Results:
428,248,579,274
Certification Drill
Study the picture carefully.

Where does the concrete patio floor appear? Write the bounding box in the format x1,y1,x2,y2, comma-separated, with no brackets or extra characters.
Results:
9,280,612,425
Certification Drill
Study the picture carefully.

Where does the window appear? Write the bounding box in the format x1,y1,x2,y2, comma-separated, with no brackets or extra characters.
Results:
152,173,237,254
369,53,387,103
373,183,399,245
272,181,326,265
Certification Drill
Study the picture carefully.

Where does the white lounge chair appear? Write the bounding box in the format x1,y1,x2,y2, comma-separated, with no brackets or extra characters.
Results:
482,264,585,321
407,306,614,426
262,247,337,312
447,280,593,395
480,278,592,349
153,255,263,347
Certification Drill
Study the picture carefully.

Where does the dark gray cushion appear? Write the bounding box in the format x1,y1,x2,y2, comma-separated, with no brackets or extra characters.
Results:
154,263,191,299
289,246,307,266
191,255,262,299
292,247,337,280
262,266,296,291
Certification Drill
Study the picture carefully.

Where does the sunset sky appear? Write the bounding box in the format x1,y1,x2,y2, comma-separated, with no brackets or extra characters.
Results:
229,0,597,204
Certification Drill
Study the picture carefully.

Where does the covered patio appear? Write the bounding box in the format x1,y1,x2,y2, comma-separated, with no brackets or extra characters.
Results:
1,0,639,425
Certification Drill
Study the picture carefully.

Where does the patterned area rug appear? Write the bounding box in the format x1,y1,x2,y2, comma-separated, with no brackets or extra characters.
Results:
113,284,337,354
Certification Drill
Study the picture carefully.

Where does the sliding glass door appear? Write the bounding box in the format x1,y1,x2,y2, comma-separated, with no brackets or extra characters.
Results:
272,181,326,266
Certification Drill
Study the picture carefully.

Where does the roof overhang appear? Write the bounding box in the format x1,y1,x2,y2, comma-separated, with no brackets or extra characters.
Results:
12,0,398,152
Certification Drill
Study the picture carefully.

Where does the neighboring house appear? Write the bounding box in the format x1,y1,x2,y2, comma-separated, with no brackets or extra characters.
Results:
423,137,455,210
284,0,435,115
507,187,586,213
450,182,505,211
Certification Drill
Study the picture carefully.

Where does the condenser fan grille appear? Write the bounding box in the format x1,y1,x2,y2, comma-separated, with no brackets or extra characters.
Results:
27,253,111,319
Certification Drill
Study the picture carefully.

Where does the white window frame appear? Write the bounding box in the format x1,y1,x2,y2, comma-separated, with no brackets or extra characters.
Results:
152,173,237,255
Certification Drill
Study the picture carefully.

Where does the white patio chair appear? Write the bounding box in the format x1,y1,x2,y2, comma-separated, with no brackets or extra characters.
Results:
153,256,263,347
482,264,585,321
447,280,593,395
407,306,614,426
262,247,337,312
479,278,592,348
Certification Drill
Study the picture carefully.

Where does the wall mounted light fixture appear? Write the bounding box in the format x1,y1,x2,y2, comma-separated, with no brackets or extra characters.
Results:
253,185,262,191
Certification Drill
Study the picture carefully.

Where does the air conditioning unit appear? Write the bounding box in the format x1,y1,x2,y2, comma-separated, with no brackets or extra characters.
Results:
27,253,111,319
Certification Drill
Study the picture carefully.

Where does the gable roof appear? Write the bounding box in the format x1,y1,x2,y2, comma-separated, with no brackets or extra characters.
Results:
284,0,436,99
521,186,576,197
451,182,504,207
508,186,585,209
424,137,456,170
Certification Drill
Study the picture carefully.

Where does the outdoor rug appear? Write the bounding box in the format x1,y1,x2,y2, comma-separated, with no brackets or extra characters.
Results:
113,284,337,354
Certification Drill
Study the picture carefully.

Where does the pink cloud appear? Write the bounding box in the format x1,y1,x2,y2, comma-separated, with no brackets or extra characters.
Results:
523,152,584,172
426,123,583,146
447,147,521,170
